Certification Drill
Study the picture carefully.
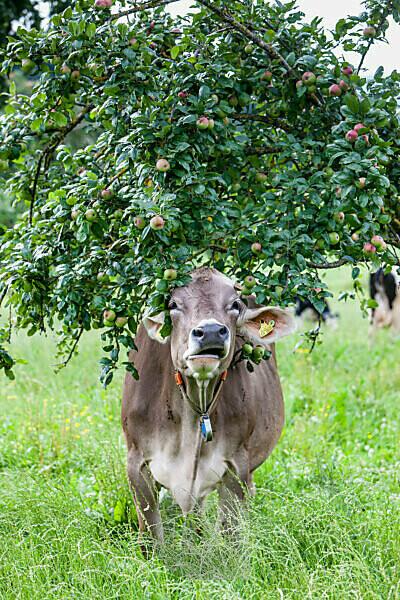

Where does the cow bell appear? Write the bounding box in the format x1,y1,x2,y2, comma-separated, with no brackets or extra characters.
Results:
200,414,213,442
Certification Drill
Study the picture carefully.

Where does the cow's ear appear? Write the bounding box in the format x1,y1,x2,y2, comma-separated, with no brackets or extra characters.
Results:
142,311,170,344
238,306,296,346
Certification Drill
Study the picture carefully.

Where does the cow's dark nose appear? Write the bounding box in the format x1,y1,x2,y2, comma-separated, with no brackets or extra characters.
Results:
190,323,229,348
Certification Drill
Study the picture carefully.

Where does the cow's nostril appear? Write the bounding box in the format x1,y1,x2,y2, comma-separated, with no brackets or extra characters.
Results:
219,326,228,337
192,328,204,338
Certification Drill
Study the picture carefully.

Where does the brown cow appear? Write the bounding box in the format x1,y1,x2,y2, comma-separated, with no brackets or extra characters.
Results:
122,268,296,541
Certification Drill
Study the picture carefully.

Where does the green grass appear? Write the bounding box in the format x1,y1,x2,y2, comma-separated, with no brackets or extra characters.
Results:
0,268,399,599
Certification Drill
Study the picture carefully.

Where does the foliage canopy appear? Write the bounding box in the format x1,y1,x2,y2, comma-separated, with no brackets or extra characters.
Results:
1,0,400,382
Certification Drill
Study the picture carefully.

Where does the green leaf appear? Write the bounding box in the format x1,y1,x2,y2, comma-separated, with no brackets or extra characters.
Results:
170,45,182,59
199,85,211,99
286,52,296,66
359,98,371,115
86,23,96,38
52,112,68,128
30,118,43,132
343,94,360,114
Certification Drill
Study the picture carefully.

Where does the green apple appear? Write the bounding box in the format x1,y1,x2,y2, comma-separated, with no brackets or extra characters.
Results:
329,232,340,245
164,268,177,281
103,309,116,322
85,208,96,221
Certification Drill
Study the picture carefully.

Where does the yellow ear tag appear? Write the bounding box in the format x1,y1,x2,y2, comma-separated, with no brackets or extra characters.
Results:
259,319,275,338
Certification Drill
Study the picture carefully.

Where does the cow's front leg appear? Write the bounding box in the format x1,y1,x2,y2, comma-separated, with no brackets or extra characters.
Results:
127,448,164,544
218,458,250,532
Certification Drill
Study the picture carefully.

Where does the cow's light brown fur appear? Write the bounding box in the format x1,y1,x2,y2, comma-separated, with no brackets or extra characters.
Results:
121,269,290,542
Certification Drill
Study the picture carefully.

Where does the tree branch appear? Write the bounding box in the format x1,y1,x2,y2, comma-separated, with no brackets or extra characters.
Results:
357,1,393,74
196,0,295,75
107,165,129,186
29,152,45,226
110,0,182,21
307,258,350,270
248,145,279,155
233,113,290,130
58,327,84,369
0,285,8,308
29,105,94,226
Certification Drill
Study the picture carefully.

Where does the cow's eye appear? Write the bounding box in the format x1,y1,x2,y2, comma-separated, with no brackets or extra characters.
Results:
230,300,241,312
169,301,178,311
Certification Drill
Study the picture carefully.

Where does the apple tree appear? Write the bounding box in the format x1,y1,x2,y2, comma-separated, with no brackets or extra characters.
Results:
0,0,399,382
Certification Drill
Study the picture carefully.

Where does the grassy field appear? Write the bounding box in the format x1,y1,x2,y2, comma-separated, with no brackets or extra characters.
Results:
0,268,399,599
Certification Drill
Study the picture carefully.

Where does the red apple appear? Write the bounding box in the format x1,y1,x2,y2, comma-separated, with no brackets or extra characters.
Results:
339,80,349,91
342,65,353,75
134,215,146,229
156,158,170,172
363,242,376,255
351,232,360,242
150,215,165,230
178,91,187,99
60,63,71,75
101,188,113,199
207,118,215,130
296,80,303,89
261,70,273,82
354,123,366,132
196,116,209,130
302,71,316,85
329,84,342,97
371,235,387,252
363,26,376,38
95,0,113,7
346,129,358,142
251,242,262,254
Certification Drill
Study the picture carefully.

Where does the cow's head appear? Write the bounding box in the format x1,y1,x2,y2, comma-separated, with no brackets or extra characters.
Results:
143,268,296,382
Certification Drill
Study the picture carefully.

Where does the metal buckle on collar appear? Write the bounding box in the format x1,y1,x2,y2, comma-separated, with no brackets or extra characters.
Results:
200,414,213,442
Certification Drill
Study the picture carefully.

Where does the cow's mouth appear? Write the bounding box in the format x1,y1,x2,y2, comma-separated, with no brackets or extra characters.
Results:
189,347,226,359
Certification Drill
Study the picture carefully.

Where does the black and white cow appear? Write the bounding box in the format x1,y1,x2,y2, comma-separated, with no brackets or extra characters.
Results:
370,267,400,333
295,297,339,328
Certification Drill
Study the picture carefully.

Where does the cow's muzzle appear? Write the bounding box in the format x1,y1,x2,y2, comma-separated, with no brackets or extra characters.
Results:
189,322,229,359
184,320,230,379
